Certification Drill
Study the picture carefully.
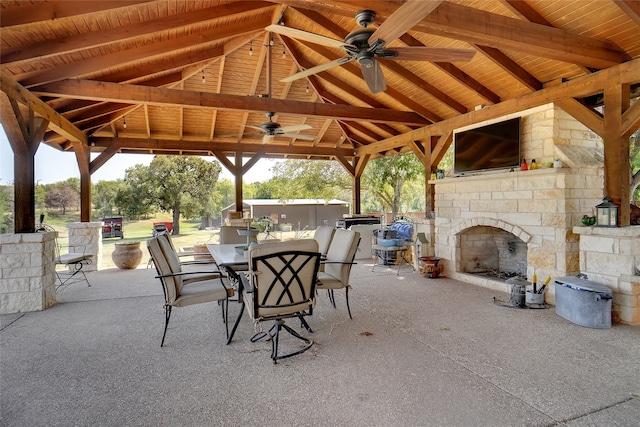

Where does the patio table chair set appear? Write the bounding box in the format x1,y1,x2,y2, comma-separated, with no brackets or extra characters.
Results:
147,226,360,363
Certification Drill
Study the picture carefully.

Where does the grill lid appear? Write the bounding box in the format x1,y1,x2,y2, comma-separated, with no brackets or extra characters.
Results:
555,276,612,294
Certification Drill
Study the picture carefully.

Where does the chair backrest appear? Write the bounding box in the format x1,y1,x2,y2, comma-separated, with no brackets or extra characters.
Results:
220,225,256,244
156,230,177,252
313,226,335,256
247,239,320,319
324,229,360,284
147,236,184,304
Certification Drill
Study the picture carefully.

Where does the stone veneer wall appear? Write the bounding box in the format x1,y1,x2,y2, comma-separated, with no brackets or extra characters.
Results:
0,231,57,313
67,222,103,272
573,227,640,324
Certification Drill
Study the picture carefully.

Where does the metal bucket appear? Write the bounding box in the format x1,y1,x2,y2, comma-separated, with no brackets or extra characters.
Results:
510,283,526,307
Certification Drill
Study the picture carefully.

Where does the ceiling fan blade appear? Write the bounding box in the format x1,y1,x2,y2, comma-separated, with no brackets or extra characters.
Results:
279,124,313,133
280,57,355,83
278,132,316,141
266,24,349,49
389,47,476,63
361,60,386,94
245,124,263,131
262,134,274,144
368,0,444,46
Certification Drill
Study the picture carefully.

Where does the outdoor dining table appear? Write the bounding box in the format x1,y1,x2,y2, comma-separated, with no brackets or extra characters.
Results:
207,243,250,344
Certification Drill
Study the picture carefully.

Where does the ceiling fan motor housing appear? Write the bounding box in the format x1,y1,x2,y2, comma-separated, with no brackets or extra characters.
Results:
260,121,281,134
355,10,376,27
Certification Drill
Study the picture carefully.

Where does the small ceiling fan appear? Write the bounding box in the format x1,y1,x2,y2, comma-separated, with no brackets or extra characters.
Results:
245,111,315,144
267,1,475,93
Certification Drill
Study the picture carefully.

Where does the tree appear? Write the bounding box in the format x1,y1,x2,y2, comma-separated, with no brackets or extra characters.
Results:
93,180,124,218
363,153,424,220
269,160,350,201
0,184,13,233
114,165,156,219
630,128,639,201
145,156,221,234
44,184,79,214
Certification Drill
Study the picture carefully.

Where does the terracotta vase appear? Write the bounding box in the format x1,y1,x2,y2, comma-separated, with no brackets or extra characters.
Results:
112,241,143,269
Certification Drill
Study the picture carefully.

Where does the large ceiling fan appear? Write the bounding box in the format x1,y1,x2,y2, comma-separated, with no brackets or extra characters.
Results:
245,111,315,144
267,1,475,93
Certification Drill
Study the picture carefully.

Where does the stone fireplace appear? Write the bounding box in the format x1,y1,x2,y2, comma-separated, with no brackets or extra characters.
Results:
430,103,604,291
421,103,640,324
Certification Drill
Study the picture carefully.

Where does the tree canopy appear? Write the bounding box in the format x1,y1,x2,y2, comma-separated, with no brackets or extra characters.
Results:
129,156,222,233
363,153,424,219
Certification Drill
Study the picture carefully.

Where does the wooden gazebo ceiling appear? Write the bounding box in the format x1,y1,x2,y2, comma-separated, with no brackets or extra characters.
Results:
1,0,640,168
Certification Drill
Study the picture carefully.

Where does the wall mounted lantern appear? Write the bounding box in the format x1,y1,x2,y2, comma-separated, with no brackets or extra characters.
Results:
595,197,618,227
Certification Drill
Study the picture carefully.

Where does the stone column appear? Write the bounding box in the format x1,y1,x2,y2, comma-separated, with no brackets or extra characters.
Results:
67,222,103,272
0,231,57,313
573,226,640,325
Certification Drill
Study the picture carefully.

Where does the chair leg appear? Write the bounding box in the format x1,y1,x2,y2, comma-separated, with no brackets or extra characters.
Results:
269,320,313,364
56,263,91,290
161,305,172,347
327,289,336,308
298,314,313,333
345,287,352,319
223,297,229,340
227,302,245,345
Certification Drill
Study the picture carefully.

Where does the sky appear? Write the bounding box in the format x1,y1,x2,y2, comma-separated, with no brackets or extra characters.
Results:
1,128,278,185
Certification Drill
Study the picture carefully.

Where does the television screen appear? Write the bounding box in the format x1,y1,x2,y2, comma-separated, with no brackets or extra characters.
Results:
453,117,521,175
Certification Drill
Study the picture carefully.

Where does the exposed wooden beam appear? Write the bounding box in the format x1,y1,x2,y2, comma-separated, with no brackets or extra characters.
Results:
0,1,150,27
614,0,640,27
31,79,429,125
90,137,355,157
621,99,640,138
555,99,604,137
474,45,542,92
1,71,87,144
396,32,500,106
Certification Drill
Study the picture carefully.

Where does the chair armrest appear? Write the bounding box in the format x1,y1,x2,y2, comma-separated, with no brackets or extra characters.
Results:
179,259,218,265
239,273,253,293
155,270,224,279
321,261,357,265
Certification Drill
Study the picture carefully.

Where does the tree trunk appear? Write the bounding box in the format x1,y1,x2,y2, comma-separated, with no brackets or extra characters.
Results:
172,205,180,235
391,179,403,220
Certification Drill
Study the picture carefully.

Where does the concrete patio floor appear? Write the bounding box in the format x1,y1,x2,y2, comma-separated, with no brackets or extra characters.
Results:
2,261,639,426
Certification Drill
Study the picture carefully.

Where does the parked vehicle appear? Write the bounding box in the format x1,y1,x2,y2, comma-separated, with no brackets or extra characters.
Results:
102,217,124,239
152,222,173,236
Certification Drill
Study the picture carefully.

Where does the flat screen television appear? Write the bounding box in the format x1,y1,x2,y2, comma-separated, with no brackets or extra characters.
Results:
453,117,521,175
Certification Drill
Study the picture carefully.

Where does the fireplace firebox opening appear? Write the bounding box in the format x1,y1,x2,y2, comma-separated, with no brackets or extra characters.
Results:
459,226,527,280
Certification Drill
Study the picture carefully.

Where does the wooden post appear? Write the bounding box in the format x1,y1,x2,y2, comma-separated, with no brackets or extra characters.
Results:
603,83,631,226
234,151,243,213
0,92,48,232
